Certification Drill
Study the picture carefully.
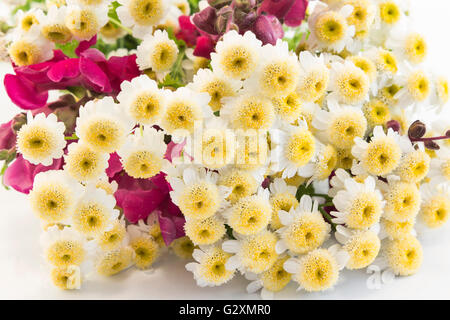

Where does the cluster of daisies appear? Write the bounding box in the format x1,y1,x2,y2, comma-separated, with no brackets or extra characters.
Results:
7,0,189,67
2,0,450,298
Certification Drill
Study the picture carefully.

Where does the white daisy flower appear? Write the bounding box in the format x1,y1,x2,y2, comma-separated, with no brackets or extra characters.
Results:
117,75,170,126
210,30,262,81
335,224,381,270
328,60,370,105
136,29,179,79
307,3,356,53
72,184,120,237
188,68,242,113
118,126,168,179
429,75,449,113
64,141,110,183
275,195,331,255
38,5,73,44
126,224,160,270
352,126,412,177
364,47,399,88
75,97,134,153
418,183,450,230
168,167,231,220
312,99,367,150
223,187,272,236
245,254,292,300
14,8,45,33
41,225,95,269
332,175,385,230
186,244,235,287
270,122,317,179
17,112,66,166
116,0,171,39
394,65,432,111
222,229,279,274
65,2,109,40
160,87,212,141
268,178,299,230
283,245,349,292
8,25,55,66
367,234,422,289
296,51,330,103
328,168,353,197
385,22,427,65
30,170,84,223
373,0,407,30
243,39,300,99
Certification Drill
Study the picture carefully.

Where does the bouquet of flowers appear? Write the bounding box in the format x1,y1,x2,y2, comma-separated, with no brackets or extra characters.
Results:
0,0,449,298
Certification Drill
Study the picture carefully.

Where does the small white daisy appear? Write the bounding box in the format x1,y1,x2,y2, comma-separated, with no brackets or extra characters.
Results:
65,2,109,40
116,0,171,39
117,75,171,126
17,112,66,166
210,30,262,80
75,97,134,153
136,29,179,79
332,175,385,229
296,51,330,103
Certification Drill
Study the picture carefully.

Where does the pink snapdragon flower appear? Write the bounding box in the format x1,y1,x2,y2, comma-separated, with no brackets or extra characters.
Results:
4,37,140,110
258,0,308,27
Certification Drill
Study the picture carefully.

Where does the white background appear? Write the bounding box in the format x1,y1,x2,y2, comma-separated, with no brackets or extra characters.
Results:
0,1,450,299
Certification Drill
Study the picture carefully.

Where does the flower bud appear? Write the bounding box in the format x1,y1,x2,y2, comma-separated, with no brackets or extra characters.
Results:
408,120,426,139
234,0,257,11
386,120,400,133
215,5,233,34
207,0,232,9
193,6,218,35
251,14,284,45
424,140,440,150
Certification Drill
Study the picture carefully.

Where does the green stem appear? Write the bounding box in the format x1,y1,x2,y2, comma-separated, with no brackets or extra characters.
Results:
65,134,79,141
320,208,337,231
109,17,133,35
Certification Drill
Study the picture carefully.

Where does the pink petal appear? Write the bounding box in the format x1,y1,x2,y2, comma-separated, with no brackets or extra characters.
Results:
105,152,122,178
47,59,80,82
4,74,48,110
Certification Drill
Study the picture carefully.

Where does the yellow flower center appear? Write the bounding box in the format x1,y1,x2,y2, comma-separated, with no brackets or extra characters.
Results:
179,181,220,220
184,216,226,245
240,231,279,273
260,255,292,292
97,221,127,251
198,248,234,285
296,249,339,292
260,61,298,98
344,230,380,269
9,40,43,66
298,69,329,102
363,99,390,128
21,14,39,31
42,24,72,44
72,201,111,237
130,92,163,124
285,128,316,167
171,236,195,259
272,92,303,123
150,41,178,71
47,240,85,267
405,33,427,64
379,1,401,25
129,0,165,26
421,195,450,229
96,247,134,276
315,11,347,44
123,150,162,179
83,118,124,153
381,218,415,239
66,9,99,40
232,96,274,130
385,235,423,276
327,110,367,149
270,192,299,230
50,266,80,290
65,145,105,182
407,70,430,102
347,191,383,229
219,170,258,204
362,136,401,176
221,46,255,79
437,77,449,104
131,236,159,269
31,184,73,222
335,67,369,104
282,213,329,254
201,79,235,112
162,101,202,134
396,150,430,183
229,196,272,235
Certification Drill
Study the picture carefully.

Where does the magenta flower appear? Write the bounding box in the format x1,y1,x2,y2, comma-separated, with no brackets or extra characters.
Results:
0,120,17,151
258,0,308,27
4,37,140,110
249,14,284,45
3,155,63,194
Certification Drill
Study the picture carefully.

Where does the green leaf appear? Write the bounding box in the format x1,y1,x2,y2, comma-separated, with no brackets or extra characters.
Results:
295,183,315,201
187,0,201,12
158,74,184,89
56,40,79,58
